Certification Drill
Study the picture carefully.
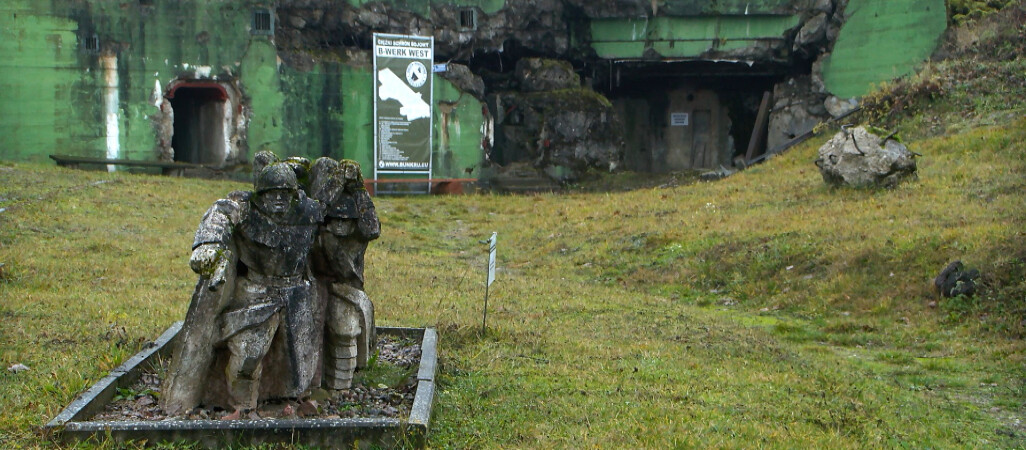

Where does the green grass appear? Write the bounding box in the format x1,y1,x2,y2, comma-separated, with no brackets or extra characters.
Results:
2,115,1025,448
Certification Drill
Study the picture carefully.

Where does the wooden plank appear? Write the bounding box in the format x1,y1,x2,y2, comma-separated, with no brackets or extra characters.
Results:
745,91,772,163
748,105,863,166
49,154,210,170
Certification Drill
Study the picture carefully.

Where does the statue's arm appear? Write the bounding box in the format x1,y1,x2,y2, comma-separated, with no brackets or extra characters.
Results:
354,190,380,241
190,191,249,275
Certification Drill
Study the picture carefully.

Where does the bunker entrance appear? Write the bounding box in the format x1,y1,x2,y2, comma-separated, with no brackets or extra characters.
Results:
168,84,229,165
596,60,779,171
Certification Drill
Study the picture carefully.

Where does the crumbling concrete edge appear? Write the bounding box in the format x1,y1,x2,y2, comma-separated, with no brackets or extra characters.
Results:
45,324,439,447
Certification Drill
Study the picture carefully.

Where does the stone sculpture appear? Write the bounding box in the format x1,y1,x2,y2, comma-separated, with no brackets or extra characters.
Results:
309,157,380,389
160,154,379,417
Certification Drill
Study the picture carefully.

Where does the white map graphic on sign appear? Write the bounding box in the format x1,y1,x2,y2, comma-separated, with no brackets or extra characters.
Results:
377,68,430,121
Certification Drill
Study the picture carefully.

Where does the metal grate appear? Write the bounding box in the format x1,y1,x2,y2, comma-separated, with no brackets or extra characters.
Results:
84,34,100,53
252,9,273,35
459,8,476,30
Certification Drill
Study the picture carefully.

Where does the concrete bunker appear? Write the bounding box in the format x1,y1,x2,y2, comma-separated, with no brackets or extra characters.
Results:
600,60,779,172
160,79,247,168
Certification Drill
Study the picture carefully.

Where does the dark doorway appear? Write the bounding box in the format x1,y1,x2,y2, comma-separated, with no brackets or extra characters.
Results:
598,60,781,169
169,86,228,164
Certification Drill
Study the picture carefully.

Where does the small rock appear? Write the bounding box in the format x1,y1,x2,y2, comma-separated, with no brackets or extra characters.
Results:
934,260,980,298
298,400,319,417
824,96,859,118
699,165,737,181
793,12,828,51
438,63,485,99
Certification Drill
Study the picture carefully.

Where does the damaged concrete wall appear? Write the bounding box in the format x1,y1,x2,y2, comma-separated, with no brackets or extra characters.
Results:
1,0,949,180
588,15,800,61
0,0,269,165
487,58,622,178
766,0,946,152
85,0,269,166
0,0,487,181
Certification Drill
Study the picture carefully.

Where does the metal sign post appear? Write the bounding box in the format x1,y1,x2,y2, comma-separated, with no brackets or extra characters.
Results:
481,232,497,334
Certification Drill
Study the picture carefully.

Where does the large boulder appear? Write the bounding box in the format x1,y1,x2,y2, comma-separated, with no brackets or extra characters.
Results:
815,126,917,188
493,86,622,176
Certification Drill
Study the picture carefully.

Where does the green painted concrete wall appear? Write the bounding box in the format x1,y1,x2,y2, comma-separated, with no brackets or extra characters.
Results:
0,0,486,181
0,0,266,162
279,65,484,181
340,65,375,177
0,1,103,162
241,39,287,157
434,77,486,180
658,0,796,16
821,0,947,98
589,15,799,59
88,0,260,162
340,0,793,18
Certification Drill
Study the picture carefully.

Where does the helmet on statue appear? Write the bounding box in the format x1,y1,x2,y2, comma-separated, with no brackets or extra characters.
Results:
255,163,299,194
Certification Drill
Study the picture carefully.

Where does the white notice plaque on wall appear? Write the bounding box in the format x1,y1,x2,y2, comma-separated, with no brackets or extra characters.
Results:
670,112,689,126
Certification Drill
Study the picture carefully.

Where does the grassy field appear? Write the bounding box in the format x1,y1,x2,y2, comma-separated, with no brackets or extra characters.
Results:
2,114,1025,447
3,7,1026,448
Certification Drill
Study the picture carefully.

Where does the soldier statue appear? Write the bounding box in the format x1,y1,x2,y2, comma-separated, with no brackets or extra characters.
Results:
309,157,380,389
160,154,380,418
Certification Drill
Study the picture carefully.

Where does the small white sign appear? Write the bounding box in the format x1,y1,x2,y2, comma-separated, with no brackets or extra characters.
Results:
670,112,689,126
486,232,497,286
432,63,448,73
